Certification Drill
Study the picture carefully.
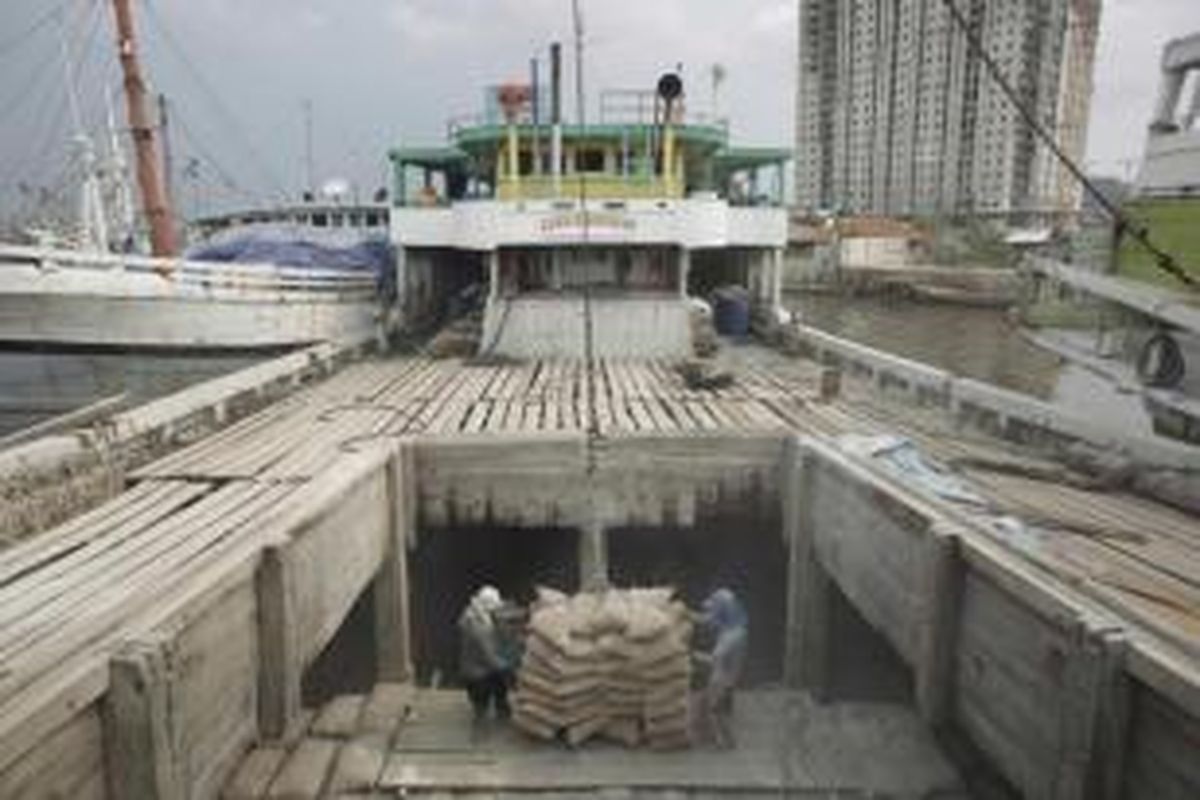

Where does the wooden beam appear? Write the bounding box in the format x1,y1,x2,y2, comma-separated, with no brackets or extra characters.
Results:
1053,625,1130,800
257,546,300,741
376,443,415,683
784,439,833,698
103,639,182,800
915,524,964,730
1093,632,1131,800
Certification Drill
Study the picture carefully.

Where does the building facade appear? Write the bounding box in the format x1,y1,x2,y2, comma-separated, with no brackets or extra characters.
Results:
795,0,1101,223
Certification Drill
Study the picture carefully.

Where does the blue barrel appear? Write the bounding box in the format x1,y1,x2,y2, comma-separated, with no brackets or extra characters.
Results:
713,292,750,337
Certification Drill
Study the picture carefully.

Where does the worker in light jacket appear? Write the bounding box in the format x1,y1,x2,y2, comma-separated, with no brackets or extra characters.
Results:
458,585,513,721
693,588,749,749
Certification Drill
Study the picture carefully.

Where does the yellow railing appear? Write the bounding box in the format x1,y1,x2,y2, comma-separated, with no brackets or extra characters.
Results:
497,174,683,202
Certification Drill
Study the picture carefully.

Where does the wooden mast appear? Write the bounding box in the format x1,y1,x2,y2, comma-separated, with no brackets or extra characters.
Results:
110,0,177,257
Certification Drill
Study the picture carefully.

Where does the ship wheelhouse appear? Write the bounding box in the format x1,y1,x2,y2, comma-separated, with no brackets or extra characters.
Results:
389,83,790,358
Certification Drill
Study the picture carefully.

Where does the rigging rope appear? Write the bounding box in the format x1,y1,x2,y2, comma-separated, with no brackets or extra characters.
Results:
570,0,602,478
939,0,1196,290
141,0,290,202
170,104,265,206
0,0,75,61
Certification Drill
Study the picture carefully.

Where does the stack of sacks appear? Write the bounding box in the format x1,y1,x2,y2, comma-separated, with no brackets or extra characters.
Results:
513,587,693,750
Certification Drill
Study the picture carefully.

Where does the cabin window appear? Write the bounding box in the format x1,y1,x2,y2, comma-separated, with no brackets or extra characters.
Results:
365,212,380,227
331,214,344,228
576,148,604,173
349,213,362,227
312,213,328,227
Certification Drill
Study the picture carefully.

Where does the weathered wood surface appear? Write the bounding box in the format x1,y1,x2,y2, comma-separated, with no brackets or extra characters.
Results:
126,350,1200,657
788,437,1200,800
0,702,108,800
132,356,818,484
2,346,1199,799
221,688,964,798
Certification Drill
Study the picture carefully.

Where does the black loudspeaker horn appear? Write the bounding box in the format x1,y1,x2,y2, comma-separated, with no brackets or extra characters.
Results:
657,73,683,102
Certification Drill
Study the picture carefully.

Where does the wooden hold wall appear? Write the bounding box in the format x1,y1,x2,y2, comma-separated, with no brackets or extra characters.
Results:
0,442,415,800
782,435,1200,800
1,426,1198,800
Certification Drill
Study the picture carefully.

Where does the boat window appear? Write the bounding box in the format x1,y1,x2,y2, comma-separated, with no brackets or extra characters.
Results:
312,213,328,227
349,213,362,227
576,148,604,173
365,212,380,227
331,214,344,228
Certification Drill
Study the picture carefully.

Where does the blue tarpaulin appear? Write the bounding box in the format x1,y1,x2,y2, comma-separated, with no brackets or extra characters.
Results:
187,234,393,277
186,225,396,298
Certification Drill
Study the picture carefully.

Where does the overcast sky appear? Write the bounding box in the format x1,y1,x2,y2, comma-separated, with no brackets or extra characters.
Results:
0,0,1197,217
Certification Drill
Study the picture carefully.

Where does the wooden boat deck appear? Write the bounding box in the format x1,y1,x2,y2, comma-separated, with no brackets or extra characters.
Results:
123,351,1200,659
1,346,1197,798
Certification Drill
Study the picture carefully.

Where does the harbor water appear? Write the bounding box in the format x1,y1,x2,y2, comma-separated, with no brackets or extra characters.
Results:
0,351,262,438
0,296,1160,441
785,292,1157,435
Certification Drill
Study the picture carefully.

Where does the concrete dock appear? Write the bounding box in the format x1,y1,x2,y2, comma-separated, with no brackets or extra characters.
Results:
0,341,1197,799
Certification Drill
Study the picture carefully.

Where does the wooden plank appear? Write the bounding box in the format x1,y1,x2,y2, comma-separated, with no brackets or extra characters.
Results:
0,485,289,695
954,569,1073,799
786,441,833,698
104,640,183,800
222,745,288,800
258,545,301,741
265,738,338,800
1122,678,1200,800
0,481,179,584
915,526,964,730
359,683,413,740
0,499,283,778
165,577,260,800
0,703,107,800
0,482,212,607
326,735,387,795
312,695,366,739
376,446,415,683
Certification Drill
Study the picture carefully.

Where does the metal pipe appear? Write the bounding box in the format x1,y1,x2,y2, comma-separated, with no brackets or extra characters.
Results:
531,57,542,175
550,42,563,193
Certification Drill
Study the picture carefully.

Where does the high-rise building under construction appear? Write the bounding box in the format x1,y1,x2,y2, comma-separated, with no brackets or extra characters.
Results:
795,0,1102,222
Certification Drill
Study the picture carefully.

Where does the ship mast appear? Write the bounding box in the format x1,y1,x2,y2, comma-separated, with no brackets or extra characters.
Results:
110,0,177,257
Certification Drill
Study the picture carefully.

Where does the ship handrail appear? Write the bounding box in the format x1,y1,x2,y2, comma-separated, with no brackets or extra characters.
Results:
1024,256,1200,335
0,243,380,293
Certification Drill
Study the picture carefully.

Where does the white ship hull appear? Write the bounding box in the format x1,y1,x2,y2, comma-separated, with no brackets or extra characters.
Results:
0,244,382,351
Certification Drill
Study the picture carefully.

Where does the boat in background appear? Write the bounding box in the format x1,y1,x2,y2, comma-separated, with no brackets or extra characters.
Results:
1019,32,1200,444
0,0,387,352
0,241,381,351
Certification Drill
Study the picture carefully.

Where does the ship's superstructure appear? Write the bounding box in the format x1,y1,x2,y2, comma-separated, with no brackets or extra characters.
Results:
389,63,790,358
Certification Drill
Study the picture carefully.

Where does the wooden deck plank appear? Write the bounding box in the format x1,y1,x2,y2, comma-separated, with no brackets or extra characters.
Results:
0,481,272,655
0,484,295,702
0,482,196,585
266,738,338,800
0,482,214,612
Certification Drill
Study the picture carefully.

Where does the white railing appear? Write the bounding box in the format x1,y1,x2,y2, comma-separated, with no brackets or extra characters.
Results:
0,243,379,296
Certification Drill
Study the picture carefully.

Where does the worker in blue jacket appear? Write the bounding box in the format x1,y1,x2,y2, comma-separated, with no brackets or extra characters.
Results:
693,588,749,749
